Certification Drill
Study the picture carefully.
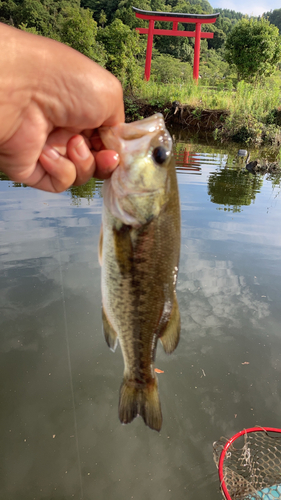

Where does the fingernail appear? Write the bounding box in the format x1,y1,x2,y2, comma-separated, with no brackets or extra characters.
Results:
42,144,60,160
75,138,90,160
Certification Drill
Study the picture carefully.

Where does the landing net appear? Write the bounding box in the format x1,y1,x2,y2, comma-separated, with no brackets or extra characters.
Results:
213,427,281,500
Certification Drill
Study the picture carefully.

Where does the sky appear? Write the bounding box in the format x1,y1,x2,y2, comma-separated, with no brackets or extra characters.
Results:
210,0,279,17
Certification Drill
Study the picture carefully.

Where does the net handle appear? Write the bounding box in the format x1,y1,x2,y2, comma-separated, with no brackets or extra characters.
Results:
218,426,281,500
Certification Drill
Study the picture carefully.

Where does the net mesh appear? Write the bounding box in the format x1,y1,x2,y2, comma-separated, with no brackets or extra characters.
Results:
213,430,281,500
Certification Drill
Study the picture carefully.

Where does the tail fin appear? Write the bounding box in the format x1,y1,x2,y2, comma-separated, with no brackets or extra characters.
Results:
119,378,162,431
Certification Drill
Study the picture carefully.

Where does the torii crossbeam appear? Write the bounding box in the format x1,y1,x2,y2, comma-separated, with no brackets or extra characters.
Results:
133,7,219,81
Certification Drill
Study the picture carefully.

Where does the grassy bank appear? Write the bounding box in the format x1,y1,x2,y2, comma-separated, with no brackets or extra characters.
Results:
125,77,281,148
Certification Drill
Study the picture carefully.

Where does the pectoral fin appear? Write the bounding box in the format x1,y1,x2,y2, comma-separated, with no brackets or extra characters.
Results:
102,307,118,352
160,296,180,354
98,224,103,266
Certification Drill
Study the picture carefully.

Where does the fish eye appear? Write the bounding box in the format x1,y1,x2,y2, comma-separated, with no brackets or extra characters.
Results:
152,146,169,165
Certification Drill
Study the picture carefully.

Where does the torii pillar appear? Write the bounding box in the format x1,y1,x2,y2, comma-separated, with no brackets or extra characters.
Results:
133,7,219,81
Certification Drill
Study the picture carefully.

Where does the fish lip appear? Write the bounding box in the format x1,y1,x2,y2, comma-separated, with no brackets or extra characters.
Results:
99,114,172,159
99,113,166,141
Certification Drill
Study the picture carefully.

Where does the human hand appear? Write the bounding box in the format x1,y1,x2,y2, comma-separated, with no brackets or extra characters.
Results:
38,128,120,192
0,23,124,192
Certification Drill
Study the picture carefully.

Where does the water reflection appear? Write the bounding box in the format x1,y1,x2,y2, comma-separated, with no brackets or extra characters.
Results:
208,168,263,212
68,178,103,205
1,139,281,500
174,146,201,174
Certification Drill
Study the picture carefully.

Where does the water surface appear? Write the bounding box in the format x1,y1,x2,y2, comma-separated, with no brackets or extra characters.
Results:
1,139,281,500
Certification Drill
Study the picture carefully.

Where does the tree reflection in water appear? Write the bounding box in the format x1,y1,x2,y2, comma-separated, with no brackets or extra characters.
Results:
0,172,103,201
67,178,103,205
208,168,263,212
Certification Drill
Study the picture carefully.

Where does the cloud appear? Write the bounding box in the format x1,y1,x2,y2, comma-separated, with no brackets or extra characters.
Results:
177,242,270,345
211,0,279,16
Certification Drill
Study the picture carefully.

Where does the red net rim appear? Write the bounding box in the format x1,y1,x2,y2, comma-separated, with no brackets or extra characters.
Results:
218,426,281,500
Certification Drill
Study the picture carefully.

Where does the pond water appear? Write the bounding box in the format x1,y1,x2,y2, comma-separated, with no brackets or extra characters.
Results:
1,136,281,500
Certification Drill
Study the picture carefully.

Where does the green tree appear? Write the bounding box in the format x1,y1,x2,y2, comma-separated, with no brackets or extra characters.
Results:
114,0,151,29
188,0,213,13
0,0,17,25
17,0,62,38
169,0,213,13
99,8,106,27
200,48,230,83
154,32,193,63
97,18,142,86
153,1,213,59
2,0,107,65
59,6,107,65
151,53,192,82
214,8,244,22
264,8,281,33
206,25,226,50
81,0,119,24
225,18,281,83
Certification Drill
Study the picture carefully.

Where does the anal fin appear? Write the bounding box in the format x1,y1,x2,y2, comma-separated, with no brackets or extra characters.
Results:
160,295,180,354
102,307,118,352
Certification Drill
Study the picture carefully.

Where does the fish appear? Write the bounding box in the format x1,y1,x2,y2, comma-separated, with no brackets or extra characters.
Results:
98,113,180,431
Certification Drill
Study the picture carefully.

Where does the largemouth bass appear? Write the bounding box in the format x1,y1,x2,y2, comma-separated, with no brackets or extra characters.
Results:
99,114,180,431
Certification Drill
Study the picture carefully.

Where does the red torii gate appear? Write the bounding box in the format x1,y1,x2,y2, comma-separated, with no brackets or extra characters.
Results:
133,7,219,81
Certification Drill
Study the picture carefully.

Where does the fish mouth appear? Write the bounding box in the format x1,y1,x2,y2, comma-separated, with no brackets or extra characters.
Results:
99,114,170,156
101,114,171,227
